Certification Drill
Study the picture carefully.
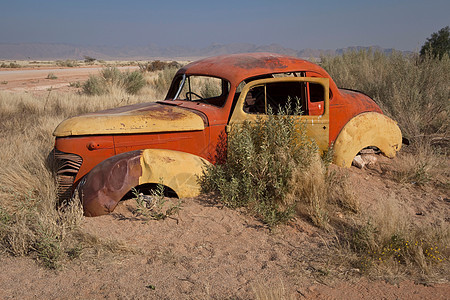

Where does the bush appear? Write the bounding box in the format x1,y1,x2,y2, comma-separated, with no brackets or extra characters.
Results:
139,60,181,72
1,62,21,68
83,75,108,95
147,67,179,98
83,56,96,64
56,60,79,67
123,70,147,94
420,26,450,59
200,101,320,227
46,73,58,80
82,67,146,95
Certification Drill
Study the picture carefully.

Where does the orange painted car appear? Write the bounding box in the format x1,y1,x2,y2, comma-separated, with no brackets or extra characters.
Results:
51,53,402,216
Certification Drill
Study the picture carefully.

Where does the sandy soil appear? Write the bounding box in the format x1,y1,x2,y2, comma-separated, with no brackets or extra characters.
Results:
0,65,138,94
0,183,448,299
0,67,448,299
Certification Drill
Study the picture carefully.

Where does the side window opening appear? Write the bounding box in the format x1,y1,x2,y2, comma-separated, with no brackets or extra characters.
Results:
243,85,265,113
307,82,325,115
266,81,306,114
243,81,308,115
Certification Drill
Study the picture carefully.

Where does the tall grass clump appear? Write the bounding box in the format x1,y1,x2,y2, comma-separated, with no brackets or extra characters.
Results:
321,50,449,188
200,101,355,227
0,91,143,267
339,198,449,281
83,67,146,96
146,67,179,99
320,50,449,145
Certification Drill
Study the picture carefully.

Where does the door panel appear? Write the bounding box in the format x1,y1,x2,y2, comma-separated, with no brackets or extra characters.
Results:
229,77,330,153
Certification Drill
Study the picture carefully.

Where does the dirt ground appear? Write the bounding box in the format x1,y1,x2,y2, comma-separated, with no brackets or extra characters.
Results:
0,65,138,94
0,67,448,299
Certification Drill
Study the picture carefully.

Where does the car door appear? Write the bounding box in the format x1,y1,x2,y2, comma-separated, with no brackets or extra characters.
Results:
228,77,330,153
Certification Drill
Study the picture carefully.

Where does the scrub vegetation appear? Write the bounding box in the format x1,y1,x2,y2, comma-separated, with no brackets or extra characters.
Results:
200,103,356,228
0,90,143,268
0,53,448,285
83,67,146,95
321,50,449,190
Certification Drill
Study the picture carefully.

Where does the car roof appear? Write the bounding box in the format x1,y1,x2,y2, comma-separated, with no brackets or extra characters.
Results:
177,52,332,85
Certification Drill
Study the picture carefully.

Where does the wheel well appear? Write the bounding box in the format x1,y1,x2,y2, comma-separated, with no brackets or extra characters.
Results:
121,183,178,201
357,146,381,155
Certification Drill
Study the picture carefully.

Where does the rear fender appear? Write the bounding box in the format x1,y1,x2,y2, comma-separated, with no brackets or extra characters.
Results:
333,112,402,167
79,149,210,216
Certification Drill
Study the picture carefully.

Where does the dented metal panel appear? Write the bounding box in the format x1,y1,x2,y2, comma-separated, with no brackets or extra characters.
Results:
79,149,209,216
53,102,205,137
80,150,143,216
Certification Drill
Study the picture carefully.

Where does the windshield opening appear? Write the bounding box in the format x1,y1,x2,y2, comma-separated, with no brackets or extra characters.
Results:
171,75,230,107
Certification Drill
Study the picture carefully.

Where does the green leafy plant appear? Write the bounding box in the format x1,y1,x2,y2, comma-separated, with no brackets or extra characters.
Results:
420,26,450,59
200,100,320,227
132,184,181,221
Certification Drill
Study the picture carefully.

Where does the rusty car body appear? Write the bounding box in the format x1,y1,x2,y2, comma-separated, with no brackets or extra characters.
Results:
51,53,402,216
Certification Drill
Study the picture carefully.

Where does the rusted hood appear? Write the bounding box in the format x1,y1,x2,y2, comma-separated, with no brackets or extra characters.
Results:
53,102,206,137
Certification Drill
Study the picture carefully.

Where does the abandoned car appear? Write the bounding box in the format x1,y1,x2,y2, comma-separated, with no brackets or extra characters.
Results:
51,53,402,216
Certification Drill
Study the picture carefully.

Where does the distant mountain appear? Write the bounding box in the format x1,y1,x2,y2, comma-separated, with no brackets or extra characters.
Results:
0,42,411,60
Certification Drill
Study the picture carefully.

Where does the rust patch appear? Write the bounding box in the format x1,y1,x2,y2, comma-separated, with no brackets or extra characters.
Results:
234,56,288,70
137,104,186,121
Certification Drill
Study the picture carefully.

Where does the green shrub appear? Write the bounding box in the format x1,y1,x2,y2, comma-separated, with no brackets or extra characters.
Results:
200,101,318,227
82,67,146,95
123,71,146,94
101,66,123,85
132,184,181,221
83,75,108,95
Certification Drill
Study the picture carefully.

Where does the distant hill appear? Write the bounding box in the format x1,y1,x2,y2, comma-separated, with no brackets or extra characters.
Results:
0,42,411,60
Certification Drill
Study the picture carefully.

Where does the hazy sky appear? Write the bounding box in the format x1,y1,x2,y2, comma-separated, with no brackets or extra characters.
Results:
1,0,448,51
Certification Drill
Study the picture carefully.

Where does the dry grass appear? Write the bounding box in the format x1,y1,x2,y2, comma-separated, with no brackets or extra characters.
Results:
321,50,449,191
335,197,450,283
321,51,449,143
252,280,295,300
0,90,144,267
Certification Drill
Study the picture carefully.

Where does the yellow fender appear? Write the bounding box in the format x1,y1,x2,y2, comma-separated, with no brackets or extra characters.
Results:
333,112,402,167
139,149,210,198
79,148,210,216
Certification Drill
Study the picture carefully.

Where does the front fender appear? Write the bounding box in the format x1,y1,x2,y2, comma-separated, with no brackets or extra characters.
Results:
79,149,210,216
333,112,402,167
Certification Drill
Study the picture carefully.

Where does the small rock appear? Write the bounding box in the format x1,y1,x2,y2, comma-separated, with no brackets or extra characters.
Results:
352,155,365,168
